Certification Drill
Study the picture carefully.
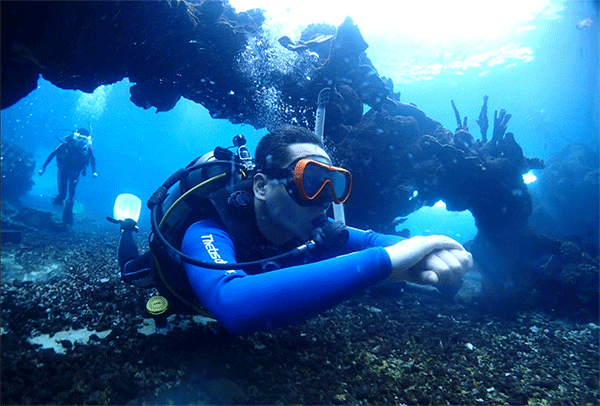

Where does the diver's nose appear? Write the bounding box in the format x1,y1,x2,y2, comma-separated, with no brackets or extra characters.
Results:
319,183,335,203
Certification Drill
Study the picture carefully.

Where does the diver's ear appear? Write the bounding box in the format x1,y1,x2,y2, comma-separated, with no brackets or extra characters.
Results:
253,173,268,201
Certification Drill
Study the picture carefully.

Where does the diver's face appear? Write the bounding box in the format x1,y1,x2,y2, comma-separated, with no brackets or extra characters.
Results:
263,143,331,241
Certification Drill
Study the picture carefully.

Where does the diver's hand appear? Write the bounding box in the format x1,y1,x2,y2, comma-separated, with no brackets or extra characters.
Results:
384,235,471,284
120,218,138,232
39,169,44,176
106,217,138,232
411,248,472,285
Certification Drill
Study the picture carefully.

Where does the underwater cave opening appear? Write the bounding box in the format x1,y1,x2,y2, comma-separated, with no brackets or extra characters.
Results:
397,200,477,244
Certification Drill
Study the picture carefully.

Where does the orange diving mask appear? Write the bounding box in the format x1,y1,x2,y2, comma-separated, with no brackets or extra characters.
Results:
269,158,352,206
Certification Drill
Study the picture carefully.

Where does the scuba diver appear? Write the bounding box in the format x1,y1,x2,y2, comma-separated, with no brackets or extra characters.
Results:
39,127,97,226
113,125,472,335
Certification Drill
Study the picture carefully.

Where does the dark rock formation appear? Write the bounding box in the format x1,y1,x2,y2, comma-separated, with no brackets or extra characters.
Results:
1,201,63,233
530,143,599,245
2,0,264,117
535,241,599,319
0,142,36,203
1,2,390,129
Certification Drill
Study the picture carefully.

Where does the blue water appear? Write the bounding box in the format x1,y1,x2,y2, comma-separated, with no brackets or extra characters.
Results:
1,0,598,239
1,80,267,229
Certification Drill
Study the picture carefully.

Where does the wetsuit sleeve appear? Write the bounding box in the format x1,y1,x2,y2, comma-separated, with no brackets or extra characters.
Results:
88,146,97,173
182,219,393,335
118,230,139,269
41,144,63,170
345,225,405,251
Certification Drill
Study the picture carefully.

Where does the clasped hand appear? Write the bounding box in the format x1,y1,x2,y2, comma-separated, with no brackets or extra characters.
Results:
384,235,473,285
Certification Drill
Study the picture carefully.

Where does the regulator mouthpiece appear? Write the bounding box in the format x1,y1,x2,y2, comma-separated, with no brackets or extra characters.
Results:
310,216,349,250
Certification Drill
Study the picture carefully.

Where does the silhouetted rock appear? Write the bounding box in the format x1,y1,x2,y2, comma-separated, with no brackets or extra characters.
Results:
0,142,35,203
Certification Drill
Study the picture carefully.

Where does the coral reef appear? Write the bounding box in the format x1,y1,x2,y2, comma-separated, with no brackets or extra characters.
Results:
332,96,544,234
0,142,35,203
2,1,543,234
536,241,599,318
2,1,264,115
529,142,600,245
469,227,597,319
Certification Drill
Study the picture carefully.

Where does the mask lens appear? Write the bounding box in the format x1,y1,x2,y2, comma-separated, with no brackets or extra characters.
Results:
302,162,328,197
330,171,350,198
299,160,351,203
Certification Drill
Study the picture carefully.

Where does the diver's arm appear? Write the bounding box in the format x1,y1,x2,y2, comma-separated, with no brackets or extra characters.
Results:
345,225,405,251
40,144,62,172
88,146,97,175
182,219,392,335
346,224,472,285
117,219,140,270
118,229,139,270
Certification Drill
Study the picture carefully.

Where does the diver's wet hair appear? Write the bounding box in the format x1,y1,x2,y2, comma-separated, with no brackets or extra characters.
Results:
255,125,325,173
76,128,90,136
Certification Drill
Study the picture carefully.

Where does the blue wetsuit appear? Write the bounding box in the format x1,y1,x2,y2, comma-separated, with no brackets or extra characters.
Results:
182,218,402,335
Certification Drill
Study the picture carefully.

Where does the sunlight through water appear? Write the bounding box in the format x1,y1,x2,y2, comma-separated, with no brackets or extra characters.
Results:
75,85,110,120
230,0,562,39
229,0,564,82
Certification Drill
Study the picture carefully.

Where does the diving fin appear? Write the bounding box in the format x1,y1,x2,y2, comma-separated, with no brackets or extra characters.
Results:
63,199,74,226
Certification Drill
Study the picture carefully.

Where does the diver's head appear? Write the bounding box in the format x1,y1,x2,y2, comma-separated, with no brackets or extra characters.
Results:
254,125,325,173
72,128,92,148
253,125,352,244
75,128,90,137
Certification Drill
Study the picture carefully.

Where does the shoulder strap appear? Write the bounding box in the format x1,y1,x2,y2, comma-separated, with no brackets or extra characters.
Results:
207,180,293,270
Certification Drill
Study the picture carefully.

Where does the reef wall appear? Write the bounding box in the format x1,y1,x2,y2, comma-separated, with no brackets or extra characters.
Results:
1,0,542,232
2,0,264,115
0,142,36,203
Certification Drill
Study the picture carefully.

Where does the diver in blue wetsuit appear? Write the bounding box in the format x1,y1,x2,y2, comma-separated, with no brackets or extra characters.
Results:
117,125,472,335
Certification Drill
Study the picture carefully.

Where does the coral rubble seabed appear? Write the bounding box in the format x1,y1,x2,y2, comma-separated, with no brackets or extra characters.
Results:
1,225,598,405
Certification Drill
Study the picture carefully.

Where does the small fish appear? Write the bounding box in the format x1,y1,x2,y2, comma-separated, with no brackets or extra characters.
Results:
576,17,593,30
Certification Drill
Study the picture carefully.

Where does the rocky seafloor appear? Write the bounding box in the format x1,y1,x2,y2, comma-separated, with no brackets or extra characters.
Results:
1,221,599,405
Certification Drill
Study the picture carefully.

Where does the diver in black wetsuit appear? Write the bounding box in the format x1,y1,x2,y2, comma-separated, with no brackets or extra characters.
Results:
39,128,97,225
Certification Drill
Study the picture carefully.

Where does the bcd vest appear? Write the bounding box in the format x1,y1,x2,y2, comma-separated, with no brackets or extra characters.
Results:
152,179,304,314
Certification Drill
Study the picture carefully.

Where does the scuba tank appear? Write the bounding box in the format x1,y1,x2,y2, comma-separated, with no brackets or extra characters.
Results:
155,144,249,250
138,135,256,315
147,133,339,272
148,135,265,268
144,135,315,315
